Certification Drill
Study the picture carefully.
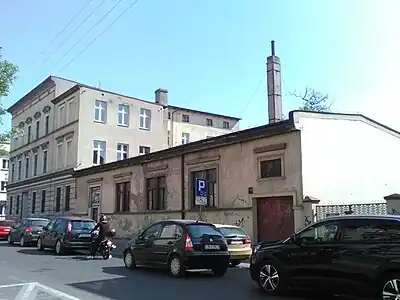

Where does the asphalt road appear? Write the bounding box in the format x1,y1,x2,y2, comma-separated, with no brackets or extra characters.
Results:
0,241,319,300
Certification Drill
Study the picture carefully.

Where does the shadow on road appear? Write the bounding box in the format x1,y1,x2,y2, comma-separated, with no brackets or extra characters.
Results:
17,249,55,256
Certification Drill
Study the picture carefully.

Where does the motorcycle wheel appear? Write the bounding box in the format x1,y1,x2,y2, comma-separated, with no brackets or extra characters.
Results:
102,248,110,260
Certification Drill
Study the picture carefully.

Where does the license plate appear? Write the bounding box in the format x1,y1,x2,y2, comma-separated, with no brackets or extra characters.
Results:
78,234,91,238
204,244,220,250
231,241,243,245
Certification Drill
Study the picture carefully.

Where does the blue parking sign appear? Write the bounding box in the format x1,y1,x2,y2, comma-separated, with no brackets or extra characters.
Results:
195,178,208,206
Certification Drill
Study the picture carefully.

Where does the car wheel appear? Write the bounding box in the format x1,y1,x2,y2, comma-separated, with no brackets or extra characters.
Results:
20,235,25,247
379,272,400,300
258,261,285,295
168,254,185,277
123,251,136,269
212,265,228,277
55,240,64,255
37,238,44,251
7,234,13,245
231,260,241,267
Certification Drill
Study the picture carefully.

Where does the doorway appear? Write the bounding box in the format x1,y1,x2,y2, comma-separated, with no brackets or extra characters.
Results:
90,207,99,222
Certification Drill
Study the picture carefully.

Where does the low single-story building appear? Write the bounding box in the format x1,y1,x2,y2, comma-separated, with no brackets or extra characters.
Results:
73,110,400,243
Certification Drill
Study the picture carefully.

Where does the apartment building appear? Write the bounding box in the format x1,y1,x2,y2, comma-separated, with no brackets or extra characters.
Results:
0,154,9,218
6,76,240,221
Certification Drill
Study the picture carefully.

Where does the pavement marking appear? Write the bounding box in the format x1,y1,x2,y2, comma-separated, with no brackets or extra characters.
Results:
0,283,29,289
15,282,35,300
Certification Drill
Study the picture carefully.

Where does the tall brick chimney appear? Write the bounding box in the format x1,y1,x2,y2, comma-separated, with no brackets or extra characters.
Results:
267,40,282,123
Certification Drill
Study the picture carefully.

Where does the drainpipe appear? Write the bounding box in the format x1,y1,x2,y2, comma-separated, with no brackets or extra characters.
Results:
180,154,185,220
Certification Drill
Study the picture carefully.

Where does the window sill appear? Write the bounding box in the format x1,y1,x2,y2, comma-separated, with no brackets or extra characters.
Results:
139,127,150,131
117,124,129,128
256,176,285,182
94,120,106,124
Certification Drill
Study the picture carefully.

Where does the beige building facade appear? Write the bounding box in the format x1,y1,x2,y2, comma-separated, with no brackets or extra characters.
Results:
6,76,240,221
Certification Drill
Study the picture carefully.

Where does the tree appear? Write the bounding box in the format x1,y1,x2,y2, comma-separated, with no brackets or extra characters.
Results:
0,47,19,156
291,87,332,112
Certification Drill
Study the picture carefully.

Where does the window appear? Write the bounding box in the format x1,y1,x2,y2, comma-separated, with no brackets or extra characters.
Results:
25,157,29,178
93,140,106,165
139,108,151,130
191,168,217,207
117,104,129,126
260,158,282,178
67,100,74,123
31,192,36,214
94,100,107,122
45,115,49,135
57,143,64,169
33,153,38,176
160,224,182,239
66,140,72,167
9,196,12,215
168,112,171,119
341,219,400,242
0,181,6,192
297,221,339,243
11,163,14,182
27,125,31,143
115,181,130,212
187,224,223,238
18,160,21,180
43,150,48,173
41,190,46,213
223,121,230,129
35,120,40,139
146,176,166,211
182,114,190,122
16,195,20,215
2,159,8,169
117,143,129,160
181,132,190,145
206,118,213,126
65,186,70,211
142,223,162,240
139,146,150,155
59,105,65,127
55,187,61,212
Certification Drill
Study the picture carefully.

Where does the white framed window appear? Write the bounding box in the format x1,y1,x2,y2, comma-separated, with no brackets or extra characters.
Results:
67,99,74,123
33,153,38,176
94,100,107,122
182,114,190,122
59,104,65,127
181,132,190,145
117,104,129,127
117,143,129,160
0,181,6,192
139,146,150,155
139,108,151,130
223,121,230,129
42,150,48,173
66,140,72,167
57,143,64,169
93,140,106,165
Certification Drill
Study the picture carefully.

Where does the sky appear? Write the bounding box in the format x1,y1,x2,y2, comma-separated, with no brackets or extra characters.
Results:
1,0,399,131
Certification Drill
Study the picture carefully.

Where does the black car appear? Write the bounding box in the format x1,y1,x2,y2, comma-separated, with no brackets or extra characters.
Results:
122,219,230,277
250,214,400,299
7,218,49,246
36,216,96,255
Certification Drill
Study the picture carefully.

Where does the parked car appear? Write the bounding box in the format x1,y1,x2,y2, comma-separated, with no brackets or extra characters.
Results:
7,218,49,246
0,220,15,240
123,219,230,277
214,224,252,266
36,216,96,255
250,215,400,300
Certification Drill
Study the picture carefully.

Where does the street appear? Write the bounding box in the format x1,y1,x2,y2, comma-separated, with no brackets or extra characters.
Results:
0,241,316,300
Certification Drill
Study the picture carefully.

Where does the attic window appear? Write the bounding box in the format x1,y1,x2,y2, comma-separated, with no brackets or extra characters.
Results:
182,114,189,123
260,158,282,178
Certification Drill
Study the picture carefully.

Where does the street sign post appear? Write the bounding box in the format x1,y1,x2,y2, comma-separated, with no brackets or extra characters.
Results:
195,178,208,206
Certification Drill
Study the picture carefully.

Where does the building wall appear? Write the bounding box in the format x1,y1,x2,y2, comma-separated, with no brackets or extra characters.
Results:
75,131,303,241
77,87,168,167
167,108,240,147
295,112,400,205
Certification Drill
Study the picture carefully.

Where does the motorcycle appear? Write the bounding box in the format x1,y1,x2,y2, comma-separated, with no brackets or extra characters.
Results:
91,228,117,260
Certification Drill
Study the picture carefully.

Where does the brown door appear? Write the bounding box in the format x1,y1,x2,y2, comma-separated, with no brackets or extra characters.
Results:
257,196,294,243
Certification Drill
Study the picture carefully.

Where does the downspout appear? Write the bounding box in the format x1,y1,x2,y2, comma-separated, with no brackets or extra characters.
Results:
180,154,185,219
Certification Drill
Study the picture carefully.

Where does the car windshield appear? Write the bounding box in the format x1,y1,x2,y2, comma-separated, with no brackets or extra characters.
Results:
187,224,223,238
31,220,49,227
218,226,247,237
0,220,14,226
71,220,95,230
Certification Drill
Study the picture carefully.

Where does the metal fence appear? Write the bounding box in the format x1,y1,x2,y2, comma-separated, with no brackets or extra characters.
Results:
315,203,388,221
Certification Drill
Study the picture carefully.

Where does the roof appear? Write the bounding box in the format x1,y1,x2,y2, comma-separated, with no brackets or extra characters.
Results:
56,216,94,221
24,218,49,221
213,224,242,228
168,105,241,121
322,214,400,222
74,118,297,177
160,219,214,225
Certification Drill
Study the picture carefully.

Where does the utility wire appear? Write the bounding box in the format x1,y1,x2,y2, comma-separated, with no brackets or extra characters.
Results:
40,0,106,66
58,0,139,74
53,0,124,70
239,77,265,117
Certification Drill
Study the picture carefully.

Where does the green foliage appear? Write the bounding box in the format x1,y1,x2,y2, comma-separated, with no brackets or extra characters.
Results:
0,47,19,156
292,87,332,112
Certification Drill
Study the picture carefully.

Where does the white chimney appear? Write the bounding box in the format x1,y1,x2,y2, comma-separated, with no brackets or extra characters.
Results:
155,88,168,107
267,40,282,123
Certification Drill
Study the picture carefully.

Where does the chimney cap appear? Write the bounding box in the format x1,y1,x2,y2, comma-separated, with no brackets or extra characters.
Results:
155,88,168,93
271,40,275,56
